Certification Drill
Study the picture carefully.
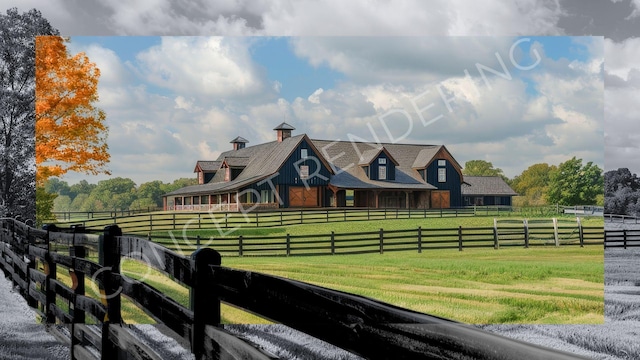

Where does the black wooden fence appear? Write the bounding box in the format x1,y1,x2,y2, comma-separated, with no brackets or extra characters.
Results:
149,218,604,257
604,229,640,248
0,217,592,360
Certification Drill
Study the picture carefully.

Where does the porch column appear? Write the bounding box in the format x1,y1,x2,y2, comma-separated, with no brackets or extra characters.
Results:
405,191,411,209
374,190,380,209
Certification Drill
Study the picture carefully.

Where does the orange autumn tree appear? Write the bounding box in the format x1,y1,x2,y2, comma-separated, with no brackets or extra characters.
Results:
35,36,110,185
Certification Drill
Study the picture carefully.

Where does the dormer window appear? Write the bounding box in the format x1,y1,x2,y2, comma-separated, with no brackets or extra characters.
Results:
301,148,308,159
379,158,386,165
379,166,387,180
438,159,446,167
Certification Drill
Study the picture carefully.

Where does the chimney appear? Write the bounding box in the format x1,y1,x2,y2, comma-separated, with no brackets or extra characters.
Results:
230,136,248,150
274,122,295,142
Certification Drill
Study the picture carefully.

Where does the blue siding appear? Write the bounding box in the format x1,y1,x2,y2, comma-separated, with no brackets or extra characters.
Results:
426,159,462,206
242,138,332,208
368,151,396,181
276,138,332,186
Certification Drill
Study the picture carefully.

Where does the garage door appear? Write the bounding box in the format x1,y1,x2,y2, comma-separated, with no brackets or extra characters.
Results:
430,190,450,209
289,186,319,207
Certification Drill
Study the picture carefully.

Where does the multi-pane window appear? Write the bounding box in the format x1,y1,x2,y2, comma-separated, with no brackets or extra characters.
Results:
438,168,446,182
379,158,386,165
379,166,387,180
438,159,446,166
301,148,308,159
300,165,309,179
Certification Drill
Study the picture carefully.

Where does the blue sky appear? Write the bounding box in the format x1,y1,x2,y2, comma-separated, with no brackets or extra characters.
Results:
59,36,603,186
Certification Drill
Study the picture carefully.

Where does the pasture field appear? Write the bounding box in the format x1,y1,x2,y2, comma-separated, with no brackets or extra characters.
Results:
483,247,640,360
117,246,603,325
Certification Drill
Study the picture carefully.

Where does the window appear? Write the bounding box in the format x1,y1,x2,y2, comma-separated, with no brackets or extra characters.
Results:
378,157,386,165
301,148,308,159
299,165,309,179
345,190,354,206
363,166,369,177
438,159,446,167
438,168,446,182
261,190,271,203
379,166,387,180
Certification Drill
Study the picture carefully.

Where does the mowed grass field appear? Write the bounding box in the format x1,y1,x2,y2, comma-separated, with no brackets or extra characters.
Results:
117,246,604,325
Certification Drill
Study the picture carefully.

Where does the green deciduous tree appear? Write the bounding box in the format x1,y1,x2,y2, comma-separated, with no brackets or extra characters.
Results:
546,157,603,206
510,163,556,206
462,160,508,182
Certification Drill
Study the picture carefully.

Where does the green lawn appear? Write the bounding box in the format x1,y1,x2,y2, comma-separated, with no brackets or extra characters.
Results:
119,246,603,325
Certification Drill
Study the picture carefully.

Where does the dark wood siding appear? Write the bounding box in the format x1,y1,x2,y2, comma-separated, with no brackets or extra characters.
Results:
242,139,332,208
426,159,462,207
368,151,396,181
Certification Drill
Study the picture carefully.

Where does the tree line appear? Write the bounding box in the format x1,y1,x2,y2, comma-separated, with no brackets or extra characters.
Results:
44,177,198,215
462,157,603,207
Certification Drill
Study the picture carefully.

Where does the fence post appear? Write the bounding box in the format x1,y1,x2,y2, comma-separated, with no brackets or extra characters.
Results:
173,213,176,230
523,219,529,248
190,248,221,359
98,224,122,360
280,211,283,226
42,224,58,325
368,208,370,221
344,209,347,221
458,226,463,251
300,210,303,224
418,226,422,253
149,214,153,232
379,228,384,254
69,225,87,360
286,234,291,256
327,209,330,222
577,217,583,247
239,235,244,257
256,212,259,227
624,229,627,249
331,231,335,255
552,218,559,247
493,218,499,249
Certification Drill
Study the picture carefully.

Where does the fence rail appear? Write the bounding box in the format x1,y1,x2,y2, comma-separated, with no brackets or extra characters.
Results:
147,217,603,256
45,206,600,235
0,217,592,360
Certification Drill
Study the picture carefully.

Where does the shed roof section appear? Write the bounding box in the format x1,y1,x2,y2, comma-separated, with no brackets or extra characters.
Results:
461,176,518,196
222,157,250,168
194,161,221,172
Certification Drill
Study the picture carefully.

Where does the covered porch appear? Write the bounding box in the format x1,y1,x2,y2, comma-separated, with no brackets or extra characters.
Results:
164,191,279,212
326,186,433,209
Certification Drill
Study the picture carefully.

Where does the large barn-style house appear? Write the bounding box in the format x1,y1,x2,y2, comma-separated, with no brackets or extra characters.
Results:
163,123,516,211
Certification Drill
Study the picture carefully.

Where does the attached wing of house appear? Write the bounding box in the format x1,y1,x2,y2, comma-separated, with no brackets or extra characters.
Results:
461,176,518,206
